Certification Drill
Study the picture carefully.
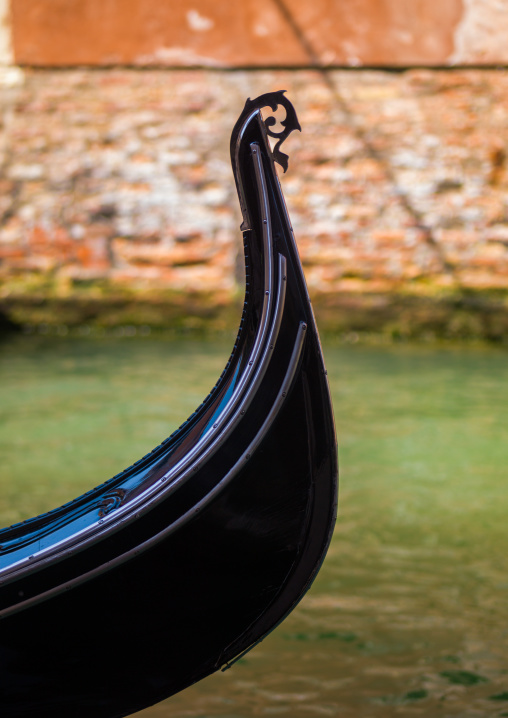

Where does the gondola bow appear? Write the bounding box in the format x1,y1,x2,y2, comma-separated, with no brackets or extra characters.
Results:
0,91,338,718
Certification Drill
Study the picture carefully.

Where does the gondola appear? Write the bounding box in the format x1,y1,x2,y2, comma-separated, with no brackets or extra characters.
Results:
0,91,338,718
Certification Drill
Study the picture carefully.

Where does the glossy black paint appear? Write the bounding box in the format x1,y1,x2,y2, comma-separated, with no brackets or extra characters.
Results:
0,92,338,718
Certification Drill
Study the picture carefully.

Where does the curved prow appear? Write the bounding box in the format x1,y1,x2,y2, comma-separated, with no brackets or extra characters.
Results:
0,92,338,718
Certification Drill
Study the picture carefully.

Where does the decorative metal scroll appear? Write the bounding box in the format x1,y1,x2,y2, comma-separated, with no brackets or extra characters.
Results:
242,90,301,173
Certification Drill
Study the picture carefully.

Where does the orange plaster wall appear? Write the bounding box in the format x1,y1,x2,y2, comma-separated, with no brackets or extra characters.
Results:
11,0,308,67
10,0,508,67
295,0,464,66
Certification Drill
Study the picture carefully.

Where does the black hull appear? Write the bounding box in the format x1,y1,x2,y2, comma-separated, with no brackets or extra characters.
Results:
0,92,338,718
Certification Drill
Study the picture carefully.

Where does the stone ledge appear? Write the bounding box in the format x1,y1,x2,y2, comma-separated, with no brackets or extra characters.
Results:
2,286,508,342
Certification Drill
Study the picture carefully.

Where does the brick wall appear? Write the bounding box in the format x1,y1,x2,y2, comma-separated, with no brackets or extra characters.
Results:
1,2,508,337
1,67,507,338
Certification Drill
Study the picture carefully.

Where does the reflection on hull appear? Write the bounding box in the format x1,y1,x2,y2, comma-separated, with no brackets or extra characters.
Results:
0,92,338,718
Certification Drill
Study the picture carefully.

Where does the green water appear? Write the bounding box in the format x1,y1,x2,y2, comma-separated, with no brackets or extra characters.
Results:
1,334,508,717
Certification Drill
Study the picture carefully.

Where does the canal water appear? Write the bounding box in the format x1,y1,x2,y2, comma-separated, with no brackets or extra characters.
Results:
1,334,508,717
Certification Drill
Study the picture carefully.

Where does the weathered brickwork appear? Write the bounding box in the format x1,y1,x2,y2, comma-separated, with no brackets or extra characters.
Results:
0,68,507,336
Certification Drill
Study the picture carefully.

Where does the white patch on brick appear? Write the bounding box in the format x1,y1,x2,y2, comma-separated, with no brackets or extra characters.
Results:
186,9,214,32
0,0,12,65
0,65,23,86
8,163,44,181
451,0,508,64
